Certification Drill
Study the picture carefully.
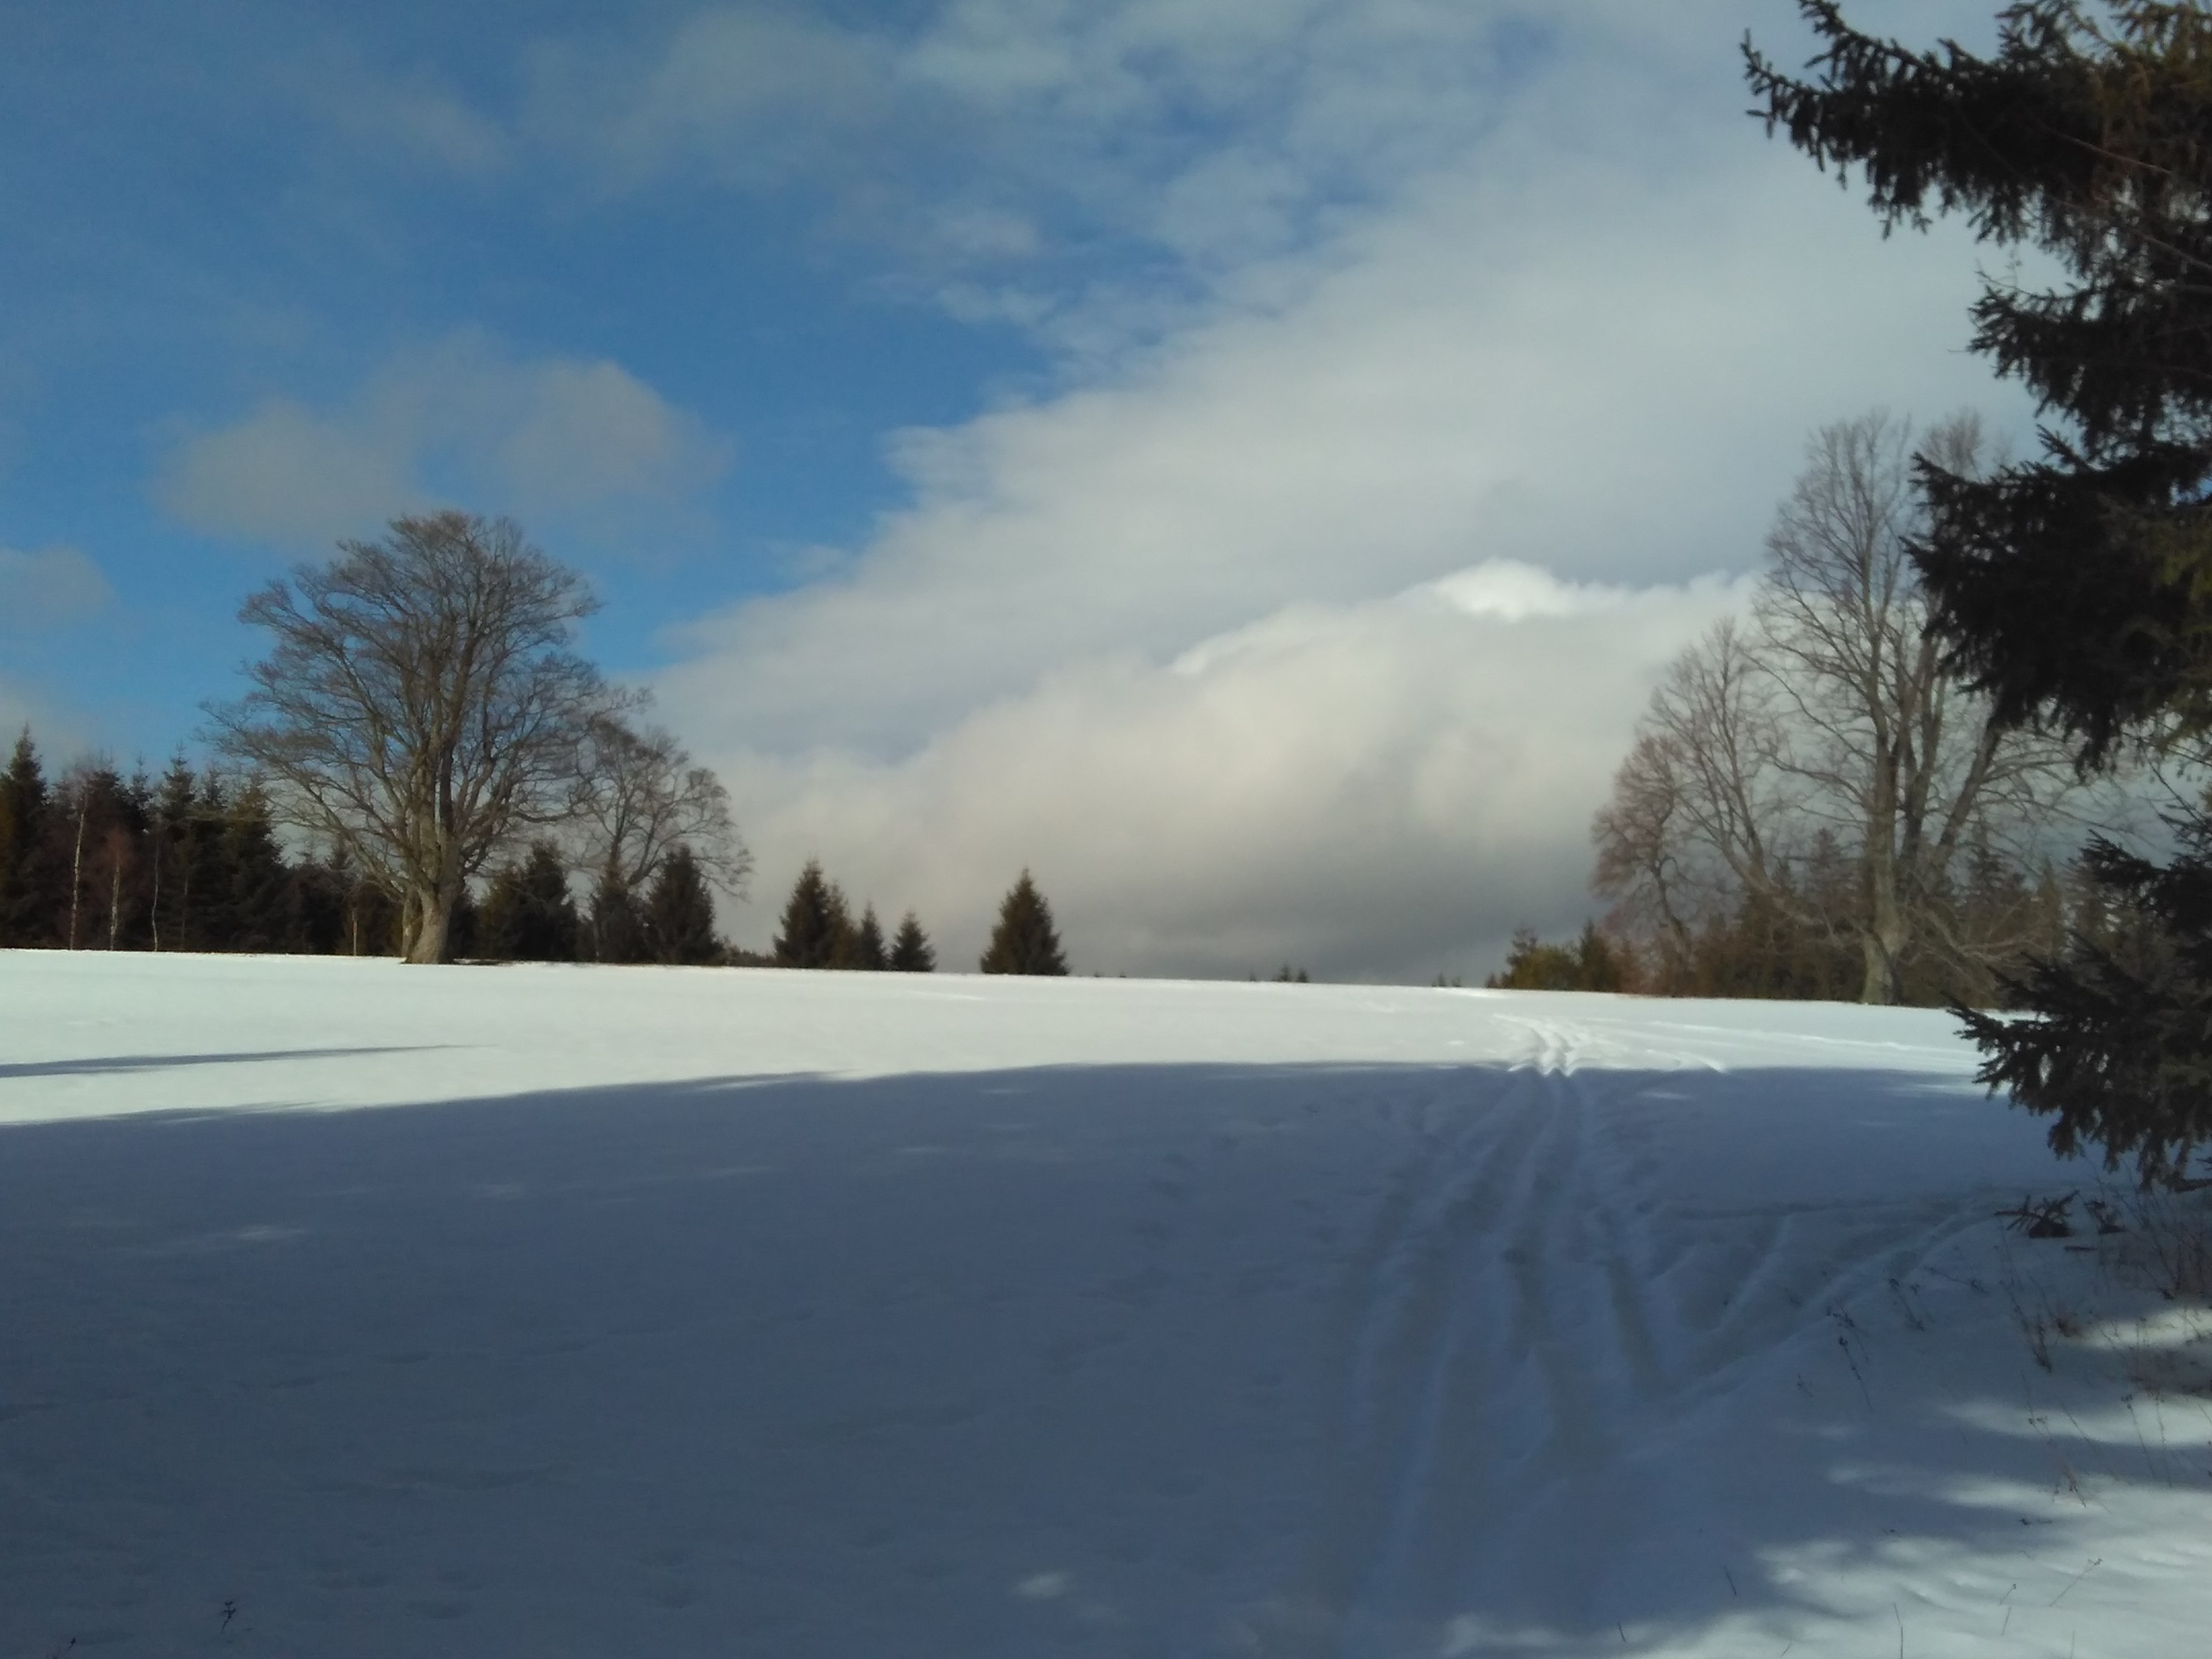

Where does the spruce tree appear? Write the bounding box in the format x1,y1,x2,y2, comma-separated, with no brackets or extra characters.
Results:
169,771,237,950
445,883,480,959
1748,3,2212,753
291,850,350,956
1486,927,1580,991
1747,4,2212,1179
1573,921,1627,993
1964,825,2212,1184
644,845,720,965
220,779,296,953
773,859,847,968
480,841,581,962
147,756,199,951
979,870,1067,975
889,910,936,972
350,862,404,957
114,768,156,950
0,729,54,946
477,858,527,961
590,872,649,964
848,903,889,971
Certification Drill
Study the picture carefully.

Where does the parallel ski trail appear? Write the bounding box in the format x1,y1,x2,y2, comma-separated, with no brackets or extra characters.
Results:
1273,1011,2018,1655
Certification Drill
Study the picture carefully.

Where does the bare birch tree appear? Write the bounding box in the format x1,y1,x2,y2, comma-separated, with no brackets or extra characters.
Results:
1595,411,2089,1004
210,512,612,964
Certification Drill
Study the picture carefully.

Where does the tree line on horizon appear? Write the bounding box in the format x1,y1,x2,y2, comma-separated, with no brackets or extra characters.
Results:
0,509,1078,977
0,727,730,964
767,860,1067,975
0,722,1074,976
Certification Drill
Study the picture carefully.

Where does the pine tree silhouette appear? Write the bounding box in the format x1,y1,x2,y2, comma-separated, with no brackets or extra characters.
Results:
147,756,200,952
0,729,54,946
447,885,482,959
219,780,295,953
590,873,649,964
847,903,889,971
182,773,237,949
1745,2,2212,1177
774,859,847,968
979,870,1067,975
646,845,720,965
481,841,581,962
889,910,935,973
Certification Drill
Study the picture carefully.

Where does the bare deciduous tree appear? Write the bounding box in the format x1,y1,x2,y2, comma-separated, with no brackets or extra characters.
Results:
1595,411,2091,1004
1592,619,1800,959
210,512,612,964
571,712,751,903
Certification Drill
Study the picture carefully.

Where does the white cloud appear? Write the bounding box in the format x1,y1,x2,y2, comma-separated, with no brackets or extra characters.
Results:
518,0,1525,299
517,1,2007,328
320,66,513,178
657,149,2030,759
523,10,897,194
0,545,115,630
155,335,730,550
719,564,1753,981
645,1,2039,979
156,400,415,550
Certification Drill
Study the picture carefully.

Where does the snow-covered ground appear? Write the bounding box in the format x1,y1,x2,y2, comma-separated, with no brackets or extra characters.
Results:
3,952,2208,1658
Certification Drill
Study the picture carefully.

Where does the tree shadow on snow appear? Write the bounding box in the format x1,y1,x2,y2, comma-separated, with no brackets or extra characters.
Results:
0,1059,2190,1658
0,1045,443,1080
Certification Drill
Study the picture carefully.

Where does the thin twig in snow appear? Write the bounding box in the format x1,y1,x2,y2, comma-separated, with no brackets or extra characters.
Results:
2049,1557,2102,1607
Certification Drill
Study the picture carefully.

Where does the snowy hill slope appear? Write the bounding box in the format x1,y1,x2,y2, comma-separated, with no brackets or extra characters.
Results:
1,952,2207,1657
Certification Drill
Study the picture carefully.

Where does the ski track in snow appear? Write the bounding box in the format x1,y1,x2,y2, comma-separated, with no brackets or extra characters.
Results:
1,953,2209,1658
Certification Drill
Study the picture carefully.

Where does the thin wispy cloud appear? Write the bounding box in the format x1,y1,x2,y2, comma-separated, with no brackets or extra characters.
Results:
0,545,115,632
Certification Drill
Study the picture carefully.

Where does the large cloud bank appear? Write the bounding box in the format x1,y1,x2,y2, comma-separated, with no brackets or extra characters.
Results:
645,3,2026,978
117,1,2023,980
718,564,1751,981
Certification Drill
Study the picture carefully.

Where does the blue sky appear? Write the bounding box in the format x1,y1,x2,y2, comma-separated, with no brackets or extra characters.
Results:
3,0,1049,744
3,1,2032,975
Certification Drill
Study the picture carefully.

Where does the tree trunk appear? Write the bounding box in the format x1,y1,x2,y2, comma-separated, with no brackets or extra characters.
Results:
404,883,451,964
1857,721,1906,1004
1858,928,1905,1005
67,800,86,950
1859,834,1908,1004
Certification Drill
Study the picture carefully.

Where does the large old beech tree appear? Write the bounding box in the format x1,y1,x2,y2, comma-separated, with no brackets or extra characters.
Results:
212,512,614,965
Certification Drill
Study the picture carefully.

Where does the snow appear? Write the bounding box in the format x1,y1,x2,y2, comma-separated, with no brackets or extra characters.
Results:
3,950,2208,1657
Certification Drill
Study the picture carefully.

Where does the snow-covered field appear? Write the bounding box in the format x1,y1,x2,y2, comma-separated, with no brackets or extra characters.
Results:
3,953,2209,1658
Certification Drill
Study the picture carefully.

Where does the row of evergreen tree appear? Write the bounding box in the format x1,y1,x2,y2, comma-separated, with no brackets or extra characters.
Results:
769,861,1070,975
770,861,935,970
0,732,301,955
0,727,1080,975
0,727,726,964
